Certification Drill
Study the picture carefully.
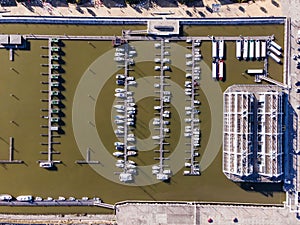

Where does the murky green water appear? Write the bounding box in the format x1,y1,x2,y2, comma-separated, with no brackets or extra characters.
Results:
0,24,284,214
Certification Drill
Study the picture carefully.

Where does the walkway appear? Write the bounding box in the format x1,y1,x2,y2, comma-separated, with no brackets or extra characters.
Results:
115,201,298,225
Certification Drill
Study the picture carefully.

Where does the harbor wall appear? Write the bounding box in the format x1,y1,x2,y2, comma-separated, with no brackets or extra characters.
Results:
0,16,286,25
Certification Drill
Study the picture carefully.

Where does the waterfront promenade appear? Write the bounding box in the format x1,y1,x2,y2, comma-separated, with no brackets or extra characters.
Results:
115,202,299,225
0,0,282,18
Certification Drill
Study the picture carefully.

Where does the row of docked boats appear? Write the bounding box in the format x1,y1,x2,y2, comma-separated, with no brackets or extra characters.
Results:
0,194,32,202
212,59,224,81
212,39,224,60
152,41,172,181
236,39,267,61
113,46,137,183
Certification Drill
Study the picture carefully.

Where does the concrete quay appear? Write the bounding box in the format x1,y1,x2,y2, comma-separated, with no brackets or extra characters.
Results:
115,202,299,225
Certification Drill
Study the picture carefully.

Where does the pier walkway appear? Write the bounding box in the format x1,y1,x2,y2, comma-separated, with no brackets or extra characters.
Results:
260,76,288,89
0,200,114,209
23,34,274,42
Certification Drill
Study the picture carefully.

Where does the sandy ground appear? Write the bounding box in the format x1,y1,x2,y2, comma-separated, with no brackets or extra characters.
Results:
0,0,283,18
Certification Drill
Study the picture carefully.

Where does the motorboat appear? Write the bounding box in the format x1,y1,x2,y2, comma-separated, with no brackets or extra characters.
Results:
127,121,135,126
152,136,160,140
127,146,136,150
114,105,125,111
163,66,170,71
0,194,12,201
115,93,126,98
114,57,124,62
152,165,160,170
127,160,136,165
39,161,53,168
115,145,124,151
127,169,137,174
117,160,124,164
114,119,124,124
154,66,160,71
154,106,161,110
127,151,137,156
152,169,159,175
115,115,125,119
34,196,43,201
163,58,170,63
16,195,33,202
126,76,135,81
116,163,124,168
185,54,192,59
116,74,125,79
186,73,192,78
113,152,124,157
126,164,136,169
115,88,125,93
46,197,53,201
154,58,160,63
186,61,193,66
114,142,124,146
114,129,124,135
58,196,66,201
128,81,137,86
154,43,161,48
127,137,136,142
116,48,125,52
115,52,124,57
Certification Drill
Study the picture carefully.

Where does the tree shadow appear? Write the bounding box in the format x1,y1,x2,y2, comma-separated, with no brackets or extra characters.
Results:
102,0,126,8
152,0,178,7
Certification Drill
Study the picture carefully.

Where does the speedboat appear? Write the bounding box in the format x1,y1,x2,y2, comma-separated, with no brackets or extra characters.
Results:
114,105,125,110
58,196,66,201
127,146,136,150
0,194,12,201
16,195,33,202
115,88,125,93
114,142,124,146
114,93,126,98
116,163,124,168
113,152,124,157
152,165,160,170
127,151,137,156
126,164,136,169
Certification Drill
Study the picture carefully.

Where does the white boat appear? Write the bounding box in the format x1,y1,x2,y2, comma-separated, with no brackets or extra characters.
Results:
114,129,124,135
163,66,170,71
113,152,124,157
218,40,224,59
152,169,159,175
114,105,125,110
152,165,160,170
261,41,267,58
39,161,53,168
268,51,281,64
128,160,136,165
114,57,124,62
154,66,160,71
58,196,66,201
115,115,125,119
249,40,255,60
128,81,137,86
34,197,43,201
255,40,261,60
186,61,193,66
183,170,191,175
116,74,125,79
117,159,125,164
218,60,224,81
152,136,160,140
212,39,218,58
243,39,248,60
127,169,137,174
269,45,282,56
115,93,126,98
127,151,137,156
115,52,124,57
116,163,124,168
16,195,33,202
0,194,12,201
154,43,161,48
115,88,125,93
236,40,242,59
114,119,124,124
127,137,136,142
270,40,282,51
119,173,133,182
157,173,169,181
126,164,136,169
212,61,217,79
116,48,125,52
186,73,192,78
185,54,193,59
127,146,136,150
154,58,160,63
